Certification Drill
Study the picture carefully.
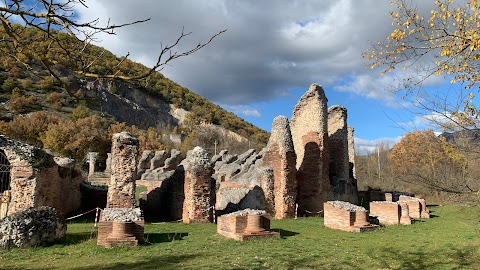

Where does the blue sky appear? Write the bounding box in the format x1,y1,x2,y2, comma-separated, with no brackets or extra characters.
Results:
70,0,464,153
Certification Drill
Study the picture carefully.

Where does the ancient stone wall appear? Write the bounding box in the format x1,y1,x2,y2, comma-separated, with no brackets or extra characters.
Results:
262,116,297,219
290,84,331,213
347,126,356,182
182,147,214,223
136,150,153,179
398,195,430,218
1,136,82,216
369,201,401,225
327,106,351,202
323,201,374,232
107,132,139,208
35,164,83,214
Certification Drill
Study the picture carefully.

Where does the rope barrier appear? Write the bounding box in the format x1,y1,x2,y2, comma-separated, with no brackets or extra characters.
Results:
65,207,100,221
304,209,324,214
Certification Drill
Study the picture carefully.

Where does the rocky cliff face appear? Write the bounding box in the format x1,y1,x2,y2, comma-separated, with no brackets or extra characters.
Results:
83,78,187,130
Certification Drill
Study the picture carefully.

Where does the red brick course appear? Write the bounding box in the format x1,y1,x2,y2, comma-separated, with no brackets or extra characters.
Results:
217,212,279,241
323,201,377,232
97,220,145,247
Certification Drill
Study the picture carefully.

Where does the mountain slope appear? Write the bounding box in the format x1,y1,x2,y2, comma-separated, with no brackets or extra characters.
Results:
0,26,269,157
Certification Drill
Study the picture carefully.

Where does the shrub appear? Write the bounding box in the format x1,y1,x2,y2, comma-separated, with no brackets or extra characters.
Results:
71,105,90,120
0,111,60,147
2,78,17,93
7,88,35,113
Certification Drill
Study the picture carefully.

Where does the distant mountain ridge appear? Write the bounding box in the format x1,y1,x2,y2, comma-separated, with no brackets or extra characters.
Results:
440,130,480,145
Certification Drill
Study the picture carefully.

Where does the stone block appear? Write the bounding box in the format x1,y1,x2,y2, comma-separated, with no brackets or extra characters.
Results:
369,201,401,225
324,201,377,232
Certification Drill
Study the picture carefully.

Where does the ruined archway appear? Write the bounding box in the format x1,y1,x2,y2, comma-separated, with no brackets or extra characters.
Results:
0,149,11,193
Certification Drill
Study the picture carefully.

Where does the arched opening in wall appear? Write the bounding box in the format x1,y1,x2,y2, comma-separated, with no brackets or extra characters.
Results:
0,150,11,193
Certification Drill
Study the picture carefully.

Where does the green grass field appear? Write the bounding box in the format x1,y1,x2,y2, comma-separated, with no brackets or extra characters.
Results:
0,205,479,270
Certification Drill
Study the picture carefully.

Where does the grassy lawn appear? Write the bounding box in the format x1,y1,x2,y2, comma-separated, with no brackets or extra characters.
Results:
0,205,478,270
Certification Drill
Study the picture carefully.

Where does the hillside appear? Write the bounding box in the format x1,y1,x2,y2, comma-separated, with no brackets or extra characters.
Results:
0,26,269,158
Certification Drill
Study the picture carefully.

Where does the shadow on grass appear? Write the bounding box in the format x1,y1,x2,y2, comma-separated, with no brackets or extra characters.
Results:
144,232,188,244
271,228,299,239
60,231,97,246
71,254,199,270
367,246,478,270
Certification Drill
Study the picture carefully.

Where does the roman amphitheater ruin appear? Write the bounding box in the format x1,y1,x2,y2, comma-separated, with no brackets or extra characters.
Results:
0,83,432,247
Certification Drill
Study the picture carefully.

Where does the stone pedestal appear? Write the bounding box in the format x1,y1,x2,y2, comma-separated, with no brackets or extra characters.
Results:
96,208,145,248
88,152,98,176
217,209,279,241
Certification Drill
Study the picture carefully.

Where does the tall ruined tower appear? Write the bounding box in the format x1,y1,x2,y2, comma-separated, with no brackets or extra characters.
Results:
327,106,351,201
290,84,331,214
262,116,297,219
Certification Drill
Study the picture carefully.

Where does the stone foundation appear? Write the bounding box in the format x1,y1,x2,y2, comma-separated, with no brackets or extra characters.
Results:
323,201,378,232
217,209,279,241
369,201,401,225
398,195,430,219
97,220,145,247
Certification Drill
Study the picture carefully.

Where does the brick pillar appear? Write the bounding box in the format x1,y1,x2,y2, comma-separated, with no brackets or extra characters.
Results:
106,132,139,208
182,147,214,223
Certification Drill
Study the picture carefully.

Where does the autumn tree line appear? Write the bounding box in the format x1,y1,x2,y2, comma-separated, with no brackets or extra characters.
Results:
356,130,479,202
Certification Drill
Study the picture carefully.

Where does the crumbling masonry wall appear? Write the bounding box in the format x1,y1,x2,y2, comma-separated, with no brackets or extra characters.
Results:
369,201,401,225
327,106,351,202
0,136,82,216
290,84,331,213
262,116,297,219
107,132,139,208
323,201,375,232
398,195,430,219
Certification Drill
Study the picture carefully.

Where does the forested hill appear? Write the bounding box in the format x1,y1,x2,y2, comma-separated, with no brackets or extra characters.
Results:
0,26,269,159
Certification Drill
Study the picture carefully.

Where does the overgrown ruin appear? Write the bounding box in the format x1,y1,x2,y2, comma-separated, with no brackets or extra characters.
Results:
0,135,82,218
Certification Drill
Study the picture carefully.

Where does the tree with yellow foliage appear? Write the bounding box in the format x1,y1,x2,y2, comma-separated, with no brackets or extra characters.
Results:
389,130,468,193
366,0,480,129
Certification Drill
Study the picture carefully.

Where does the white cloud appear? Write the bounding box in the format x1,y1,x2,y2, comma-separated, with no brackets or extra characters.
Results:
73,0,404,105
398,112,454,130
354,136,403,155
221,105,261,118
